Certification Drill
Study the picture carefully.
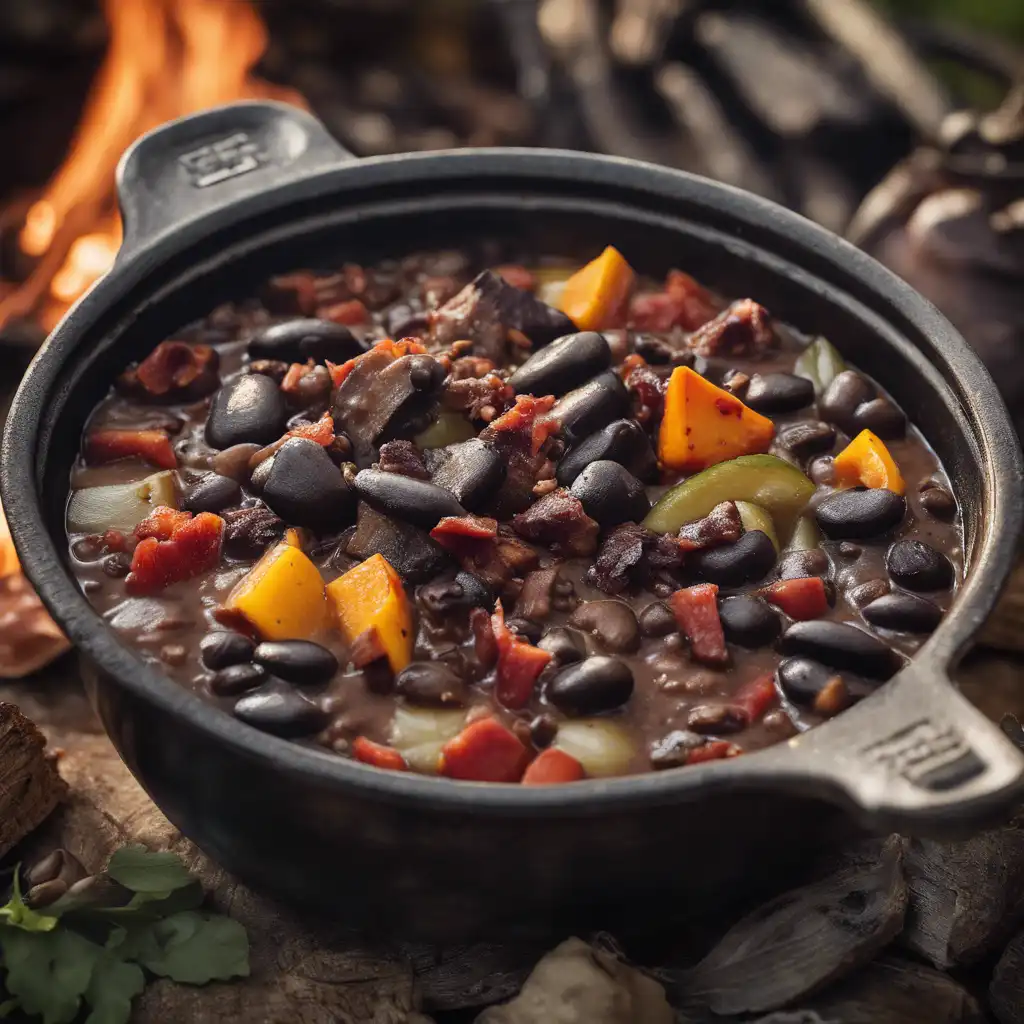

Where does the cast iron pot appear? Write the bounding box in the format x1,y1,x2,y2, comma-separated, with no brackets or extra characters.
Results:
4,101,1024,941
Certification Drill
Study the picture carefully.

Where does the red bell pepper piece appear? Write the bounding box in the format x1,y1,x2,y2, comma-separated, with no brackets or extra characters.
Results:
763,577,828,621
686,740,742,765
439,717,528,782
491,601,552,709
669,584,729,668
522,748,585,785
732,673,778,724
287,412,335,446
127,512,223,594
351,737,409,772
85,429,177,470
135,506,192,541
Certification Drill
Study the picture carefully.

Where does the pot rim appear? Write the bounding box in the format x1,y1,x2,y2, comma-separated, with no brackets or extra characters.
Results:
3,114,1022,818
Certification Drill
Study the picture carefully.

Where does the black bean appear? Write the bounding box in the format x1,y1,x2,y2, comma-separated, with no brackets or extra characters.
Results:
779,620,901,679
649,730,706,769
848,578,890,608
838,541,862,559
776,421,836,459
691,530,776,587
556,419,658,486
253,640,338,685
744,372,814,413
862,592,942,633
815,488,906,539
886,539,954,591
102,553,131,578
808,456,836,486
249,318,366,363
852,397,905,439
687,705,747,735
205,374,287,450
570,460,650,528
395,662,467,707
776,548,830,580
200,631,255,670
354,469,467,530
547,656,634,716
507,617,543,644
919,484,956,521
508,331,612,397
530,714,559,747
638,601,677,638
232,680,328,737
719,596,781,647
182,474,242,514
210,662,267,696
568,600,641,653
550,370,631,442
262,438,356,533
538,626,587,665
211,443,261,481
777,657,843,706
455,571,492,609
430,438,506,512
407,354,448,393
248,456,274,493
418,572,492,615
819,370,875,430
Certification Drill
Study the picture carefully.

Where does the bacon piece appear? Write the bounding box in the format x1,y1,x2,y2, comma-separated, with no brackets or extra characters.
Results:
377,440,430,480
687,299,775,359
686,740,742,765
432,518,538,589
287,413,335,447
439,717,529,782
670,584,729,668
622,358,668,428
491,600,552,709
762,577,829,621
677,502,743,553
118,341,219,401
483,394,558,456
432,516,499,543
511,489,599,557
85,429,177,470
126,512,223,594
732,674,778,723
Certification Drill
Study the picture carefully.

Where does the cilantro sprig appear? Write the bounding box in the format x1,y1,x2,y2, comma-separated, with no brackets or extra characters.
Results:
0,846,249,1024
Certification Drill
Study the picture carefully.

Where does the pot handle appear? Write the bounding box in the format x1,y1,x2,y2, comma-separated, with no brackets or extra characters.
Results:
763,657,1024,837
115,101,354,258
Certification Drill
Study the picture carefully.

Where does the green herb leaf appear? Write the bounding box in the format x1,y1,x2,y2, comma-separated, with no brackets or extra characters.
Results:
82,953,145,1024
128,911,250,984
105,847,194,894
0,925,101,1024
0,869,58,933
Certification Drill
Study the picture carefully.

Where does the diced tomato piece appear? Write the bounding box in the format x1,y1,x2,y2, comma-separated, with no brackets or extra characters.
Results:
352,737,409,772
669,584,729,668
494,264,536,291
686,740,742,765
135,506,191,541
491,601,552,709
280,361,314,395
321,298,369,325
763,577,828,621
522,748,585,785
85,429,177,470
288,413,335,446
431,515,499,542
440,717,528,782
486,395,558,455
126,512,223,594
732,673,778,723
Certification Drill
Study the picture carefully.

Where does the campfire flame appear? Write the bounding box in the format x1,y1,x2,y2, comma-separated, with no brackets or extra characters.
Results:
1,0,304,331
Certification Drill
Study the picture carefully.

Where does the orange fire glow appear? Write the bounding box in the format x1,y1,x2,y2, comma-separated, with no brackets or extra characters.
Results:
1,0,304,330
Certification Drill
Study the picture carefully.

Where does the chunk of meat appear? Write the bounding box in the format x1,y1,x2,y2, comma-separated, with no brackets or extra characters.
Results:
587,522,682,595
221,505,286,558
482,395,558,457
623,358,668,429
85,429,177,470
430,270,577,363
443,374,514,421
117,341,219,401
629,269,720,332
677,501,743,553
687,299,775,359
126,511,223,594
431,517,537,588
377,440,430,480
511,489,599,557
670,583,729,668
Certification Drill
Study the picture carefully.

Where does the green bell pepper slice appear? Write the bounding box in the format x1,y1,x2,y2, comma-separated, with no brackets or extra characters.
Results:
793,336,845,394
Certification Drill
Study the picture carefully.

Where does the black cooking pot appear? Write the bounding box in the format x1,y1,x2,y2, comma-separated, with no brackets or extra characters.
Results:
4,102,1024,941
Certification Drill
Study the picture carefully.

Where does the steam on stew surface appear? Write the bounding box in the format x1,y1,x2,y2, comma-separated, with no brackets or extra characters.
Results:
66,248,962,783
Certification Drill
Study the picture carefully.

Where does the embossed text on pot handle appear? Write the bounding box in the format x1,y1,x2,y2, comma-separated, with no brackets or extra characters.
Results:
115,100,354,259
760,657,1024,838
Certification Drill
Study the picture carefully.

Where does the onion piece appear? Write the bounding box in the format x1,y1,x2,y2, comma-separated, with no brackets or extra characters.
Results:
389,706,466,774
553,719,635,777
67,470,178,533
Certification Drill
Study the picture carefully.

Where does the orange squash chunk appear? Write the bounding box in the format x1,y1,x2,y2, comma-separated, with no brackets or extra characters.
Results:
221,541,328,640
327,553,413,673
658,366,775,472
557,246,636,330
833,429,905,494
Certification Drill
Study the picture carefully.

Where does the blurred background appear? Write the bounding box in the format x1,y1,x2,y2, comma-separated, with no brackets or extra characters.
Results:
0,0,1020,421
